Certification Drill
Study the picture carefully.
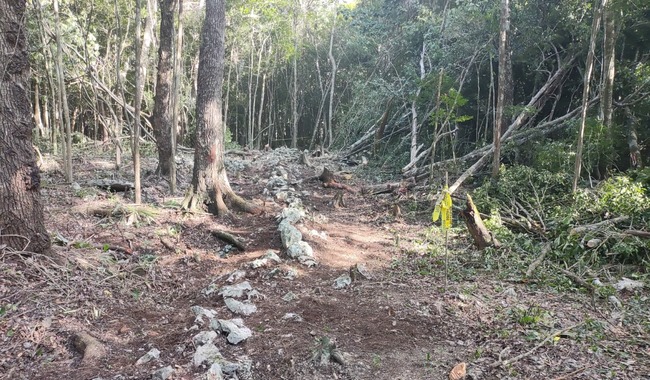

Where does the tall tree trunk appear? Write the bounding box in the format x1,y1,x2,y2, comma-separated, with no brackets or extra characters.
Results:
625,108,643,168
601,3,616,131
170,0,184,194
409,41,426,164
257,73,267,149
33,80,45,139
133,0,144,204
493,0,511,178
53,0,73,182
113,0,125,170
0,0,51,253
327,22,337,148
153,0,175,176
182,0,259,216
573,0,606,192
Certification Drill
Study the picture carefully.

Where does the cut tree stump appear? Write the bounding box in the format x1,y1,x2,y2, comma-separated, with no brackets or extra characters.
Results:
460,194,500,250
318,167,357,193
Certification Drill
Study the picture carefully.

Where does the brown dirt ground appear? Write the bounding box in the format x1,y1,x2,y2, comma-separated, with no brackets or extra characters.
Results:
1,145,648,380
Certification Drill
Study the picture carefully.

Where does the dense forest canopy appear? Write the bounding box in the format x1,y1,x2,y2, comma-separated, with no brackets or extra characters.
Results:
27,0,649,170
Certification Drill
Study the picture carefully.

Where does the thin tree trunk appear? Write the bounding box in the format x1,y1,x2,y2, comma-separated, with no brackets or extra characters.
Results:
257,73,267,149
573,0,606,192
170,0,184,194
53,0,73,181
410,41,426,164
133,0,144,204
327,22,337,148
493,0,510,178
113,0,126,170
33,80,45,139
601,3,616,131
625,108,643,168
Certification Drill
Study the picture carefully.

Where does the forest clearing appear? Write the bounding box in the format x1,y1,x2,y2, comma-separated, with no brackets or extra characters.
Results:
0,147,648,380
1,0,650,379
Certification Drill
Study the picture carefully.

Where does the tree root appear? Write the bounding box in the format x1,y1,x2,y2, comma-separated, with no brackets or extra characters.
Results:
71,331,106,364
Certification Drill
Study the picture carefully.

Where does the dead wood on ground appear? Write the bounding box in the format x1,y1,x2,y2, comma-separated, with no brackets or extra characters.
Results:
211,230,246,251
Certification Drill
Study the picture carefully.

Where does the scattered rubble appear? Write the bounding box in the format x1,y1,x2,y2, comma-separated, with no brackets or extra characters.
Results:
135,348,160,365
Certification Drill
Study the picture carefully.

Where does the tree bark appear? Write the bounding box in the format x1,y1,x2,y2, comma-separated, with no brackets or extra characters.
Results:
327,21,337,148
153,0,175,176
170,0,184,194
182,0,260,216
460,194,500,250
133,0,144,204
53,0,73,182
493,0,511,178
0,0,51,253
601,3,616,132
573,0,606,192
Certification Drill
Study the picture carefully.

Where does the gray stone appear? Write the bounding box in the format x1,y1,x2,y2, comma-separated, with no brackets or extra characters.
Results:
287,241,314,260
226,269,247,283
247,289,264,300
267,176,288,190
333,273,352,289
284,268,298,280
193,342,221,367
135,348,160,365
278,221,302,249
282,291,298,302
193,331,218,346
151,366,174,380
202,283,219,296
298,255,318,267
213,319,253,345
206,362,224,380
249,251,282,268
224,298,257,316
609,295,623,309
191,306,218,325
282,313,303,322
614,277,644,291
218,282,252,298
279,207,305,224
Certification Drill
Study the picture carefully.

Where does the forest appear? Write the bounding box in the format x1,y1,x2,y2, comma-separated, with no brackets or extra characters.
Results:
1,0,649,379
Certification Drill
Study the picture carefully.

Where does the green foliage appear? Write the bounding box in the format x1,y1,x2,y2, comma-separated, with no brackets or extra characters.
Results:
473,165,571,216
475,165,649,266
575,176,649,218
532,140,574,173
510,305,549,327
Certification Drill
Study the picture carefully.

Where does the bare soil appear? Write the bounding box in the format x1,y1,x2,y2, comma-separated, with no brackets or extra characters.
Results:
1,146,648,380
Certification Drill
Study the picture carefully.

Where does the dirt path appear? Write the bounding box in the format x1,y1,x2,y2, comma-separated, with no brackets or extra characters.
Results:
0,147,647,380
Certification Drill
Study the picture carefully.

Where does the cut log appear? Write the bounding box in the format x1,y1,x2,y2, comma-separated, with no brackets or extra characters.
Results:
460,194,500,250
570,216,629,234
87,179,134,192
362,177,416,195
211,230,246,251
